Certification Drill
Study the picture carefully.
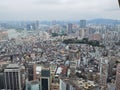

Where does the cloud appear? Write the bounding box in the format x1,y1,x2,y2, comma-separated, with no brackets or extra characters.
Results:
0,0,119,20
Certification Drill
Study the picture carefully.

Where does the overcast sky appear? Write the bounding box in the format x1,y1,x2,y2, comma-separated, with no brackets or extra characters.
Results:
0,0,119,20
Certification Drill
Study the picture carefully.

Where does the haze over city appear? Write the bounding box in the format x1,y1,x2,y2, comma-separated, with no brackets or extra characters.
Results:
0,0,120,90
0,0,119,20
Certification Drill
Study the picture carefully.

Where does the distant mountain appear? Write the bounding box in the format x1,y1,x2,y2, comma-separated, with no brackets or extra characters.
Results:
87,18,120,24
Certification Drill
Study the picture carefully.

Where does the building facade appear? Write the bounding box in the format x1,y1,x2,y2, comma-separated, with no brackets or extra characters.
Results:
4,64,22,90
116,63,120,90
80,20,86,28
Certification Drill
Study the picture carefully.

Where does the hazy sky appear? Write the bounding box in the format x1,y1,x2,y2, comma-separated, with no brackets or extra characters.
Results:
0,0,119,20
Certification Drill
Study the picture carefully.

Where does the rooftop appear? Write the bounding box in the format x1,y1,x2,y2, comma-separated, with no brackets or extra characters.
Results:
6,64,19,69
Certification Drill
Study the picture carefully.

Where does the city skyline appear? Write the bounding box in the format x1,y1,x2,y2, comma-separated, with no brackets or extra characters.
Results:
0,0,120,21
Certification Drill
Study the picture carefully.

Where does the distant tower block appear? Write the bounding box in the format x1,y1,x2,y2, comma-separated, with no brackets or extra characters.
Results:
80,20,86,28
67,23,73,34
35,20,39,30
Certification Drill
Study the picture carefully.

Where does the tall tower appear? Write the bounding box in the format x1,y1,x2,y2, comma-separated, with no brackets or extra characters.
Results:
80,20,86,28
4,64,22,90
40,68,50,90
100,58,108,90
116,63,120,90
35,20,39,30
67,23,73,34
27,63,36,81
26,24,32,30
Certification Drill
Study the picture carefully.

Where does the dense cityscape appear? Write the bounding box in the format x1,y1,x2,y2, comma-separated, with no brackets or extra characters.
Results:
0,19,120,90
0,0,120,90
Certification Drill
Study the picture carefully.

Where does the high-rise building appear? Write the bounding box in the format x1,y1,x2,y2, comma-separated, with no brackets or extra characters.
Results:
67,23,73,34
108,59,116,77
31,23,36,30
0,62,9,89
100,58,108,90
27,63,36,81
60,78,79,90
79,29,85,38
80,20,86,28
26,24,32,30
4,64,22,90
26,22,38,30
50,64,59,90
60,79,67,90
116,63,120,90
26,80,40,90
35,20,39,30
40,68,50,90
0,72,4,89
